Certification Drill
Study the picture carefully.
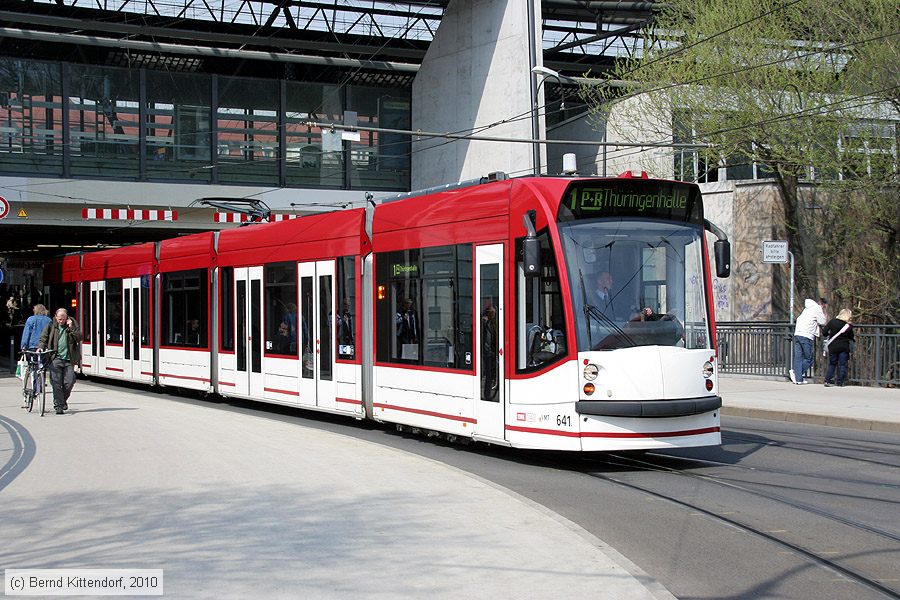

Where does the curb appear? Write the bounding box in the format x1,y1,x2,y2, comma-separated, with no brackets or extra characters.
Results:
721,406,900,434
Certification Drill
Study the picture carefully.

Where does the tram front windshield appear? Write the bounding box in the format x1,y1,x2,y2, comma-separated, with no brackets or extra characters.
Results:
558,219,710,352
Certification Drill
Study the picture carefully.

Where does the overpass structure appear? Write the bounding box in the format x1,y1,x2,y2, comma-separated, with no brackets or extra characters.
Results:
0,0,661,292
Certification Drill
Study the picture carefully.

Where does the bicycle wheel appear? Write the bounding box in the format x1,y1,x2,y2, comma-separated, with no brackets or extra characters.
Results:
40,369,47,417
22,365,34,412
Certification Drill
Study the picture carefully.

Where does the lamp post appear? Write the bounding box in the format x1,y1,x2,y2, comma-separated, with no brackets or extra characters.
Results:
531,66,567,176
531,66,567,117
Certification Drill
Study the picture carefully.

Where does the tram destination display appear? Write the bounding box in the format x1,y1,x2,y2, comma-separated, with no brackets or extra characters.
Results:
558,180,703,225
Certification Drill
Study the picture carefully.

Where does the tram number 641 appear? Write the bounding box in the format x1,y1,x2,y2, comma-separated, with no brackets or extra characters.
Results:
556,415,571,427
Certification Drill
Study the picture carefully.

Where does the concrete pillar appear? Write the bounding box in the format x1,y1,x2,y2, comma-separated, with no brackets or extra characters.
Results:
411,0,543,189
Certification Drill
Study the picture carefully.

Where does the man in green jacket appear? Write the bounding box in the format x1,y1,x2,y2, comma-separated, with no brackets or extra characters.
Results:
38,308,82,414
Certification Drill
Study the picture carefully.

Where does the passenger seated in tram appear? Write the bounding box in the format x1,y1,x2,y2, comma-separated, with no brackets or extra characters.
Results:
187,319,202,345
273,321,296,355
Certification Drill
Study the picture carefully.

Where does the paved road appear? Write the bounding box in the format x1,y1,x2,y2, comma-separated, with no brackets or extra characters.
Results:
0,378,669,600
4,375,899,599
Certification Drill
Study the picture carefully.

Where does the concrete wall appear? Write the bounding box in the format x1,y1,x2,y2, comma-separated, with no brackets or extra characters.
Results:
604,93,674,178
700,180,796,322
411,0,541,188
546,113,606,176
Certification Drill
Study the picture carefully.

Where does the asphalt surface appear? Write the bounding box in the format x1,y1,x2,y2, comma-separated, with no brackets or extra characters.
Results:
2,374,898,599
0,377,670,600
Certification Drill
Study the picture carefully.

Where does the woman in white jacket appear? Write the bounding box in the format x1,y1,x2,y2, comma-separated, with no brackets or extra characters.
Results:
790,298,827,384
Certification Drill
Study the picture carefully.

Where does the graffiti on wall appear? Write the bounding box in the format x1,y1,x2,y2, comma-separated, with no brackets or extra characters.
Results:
713,278,729,312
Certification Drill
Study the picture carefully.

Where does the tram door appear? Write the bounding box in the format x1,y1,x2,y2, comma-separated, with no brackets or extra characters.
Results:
234,266,265,399
474,244,506,441
89,281,106,374
298,260,336,410
121,278,139,379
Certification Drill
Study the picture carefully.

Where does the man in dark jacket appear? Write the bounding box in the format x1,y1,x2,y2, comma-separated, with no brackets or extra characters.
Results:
38,308,82,414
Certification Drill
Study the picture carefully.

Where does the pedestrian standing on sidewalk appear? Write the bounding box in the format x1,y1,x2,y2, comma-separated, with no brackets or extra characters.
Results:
790,298,827,385
823,308,855,387
38,308,82,414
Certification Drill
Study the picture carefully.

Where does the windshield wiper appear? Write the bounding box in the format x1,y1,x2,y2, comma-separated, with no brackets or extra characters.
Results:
578,269,593,349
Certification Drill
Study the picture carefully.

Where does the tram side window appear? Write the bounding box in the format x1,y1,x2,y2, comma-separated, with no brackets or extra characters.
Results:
106,279,124,344
162,269,208,347
140,275,151,346
516,231,568,372
336,256,356,361
375,245,473,369
47,283,77,320
81,281,91,342
220,267,234,351
265,262,298,356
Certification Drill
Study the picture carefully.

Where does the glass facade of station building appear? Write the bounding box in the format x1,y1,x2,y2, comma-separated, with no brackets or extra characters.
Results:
0,58,411,190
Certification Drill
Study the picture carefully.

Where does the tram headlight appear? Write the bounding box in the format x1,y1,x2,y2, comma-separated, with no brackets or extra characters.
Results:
702,361,714,379
583,363,599,381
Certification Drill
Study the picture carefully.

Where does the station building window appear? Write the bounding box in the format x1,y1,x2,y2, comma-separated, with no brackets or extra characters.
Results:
0,59,64,176
67,65,141,179
375,244,473,369
146,70,212,181
0,56,411,190
217,76,279,185
265,263,298,357
285,82,344,188
162,269,207,347
347,86,411,191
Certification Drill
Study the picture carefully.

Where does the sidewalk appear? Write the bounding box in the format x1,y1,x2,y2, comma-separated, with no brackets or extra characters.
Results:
0,378,672,600
719,375,900,433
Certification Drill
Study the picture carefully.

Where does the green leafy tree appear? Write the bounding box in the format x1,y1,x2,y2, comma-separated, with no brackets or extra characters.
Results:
582,0,899,321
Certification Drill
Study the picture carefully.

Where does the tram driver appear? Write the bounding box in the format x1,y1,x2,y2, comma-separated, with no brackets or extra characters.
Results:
592,271,631,321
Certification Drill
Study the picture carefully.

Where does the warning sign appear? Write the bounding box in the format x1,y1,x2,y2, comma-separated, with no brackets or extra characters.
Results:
0,196,8,220
17,208,27,218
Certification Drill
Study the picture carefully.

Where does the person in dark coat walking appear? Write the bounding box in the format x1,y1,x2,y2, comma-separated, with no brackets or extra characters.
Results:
38,308,82,414
822,308,855,387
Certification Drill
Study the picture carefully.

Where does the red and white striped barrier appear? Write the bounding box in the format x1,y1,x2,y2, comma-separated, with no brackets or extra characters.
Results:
214,213,300,223
214,212,250,223
82,208,178,221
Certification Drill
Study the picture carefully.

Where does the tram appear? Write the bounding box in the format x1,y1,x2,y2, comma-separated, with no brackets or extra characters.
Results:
43,171,731,451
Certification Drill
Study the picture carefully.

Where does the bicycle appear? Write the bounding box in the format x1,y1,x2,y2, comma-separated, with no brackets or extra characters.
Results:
21,349,54,417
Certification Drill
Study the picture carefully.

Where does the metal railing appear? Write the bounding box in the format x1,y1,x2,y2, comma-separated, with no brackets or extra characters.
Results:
716,322,900,387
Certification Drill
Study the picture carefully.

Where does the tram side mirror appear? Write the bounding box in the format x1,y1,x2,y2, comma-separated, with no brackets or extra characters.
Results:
523,237,541,277
714,240,731,278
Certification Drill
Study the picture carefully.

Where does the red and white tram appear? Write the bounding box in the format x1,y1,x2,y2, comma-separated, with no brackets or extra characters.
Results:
44,172,731,452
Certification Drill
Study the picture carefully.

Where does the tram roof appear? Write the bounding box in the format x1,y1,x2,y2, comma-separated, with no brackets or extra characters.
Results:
80,242,157,281
215,208,368,268
159,232,217,274
43,254,83,285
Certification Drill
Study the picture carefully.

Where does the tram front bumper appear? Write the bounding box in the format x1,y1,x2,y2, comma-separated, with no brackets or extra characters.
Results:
575,395,722,418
